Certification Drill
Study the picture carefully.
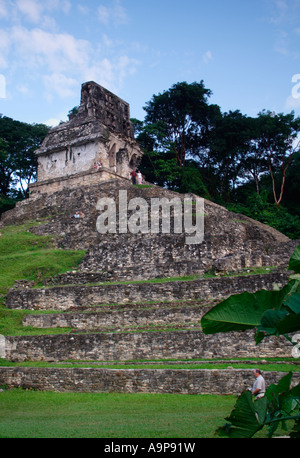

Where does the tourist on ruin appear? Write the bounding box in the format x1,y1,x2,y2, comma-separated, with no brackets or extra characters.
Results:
251,369,266,399
93,160,102,170
137,170,143,184
130,170,137,184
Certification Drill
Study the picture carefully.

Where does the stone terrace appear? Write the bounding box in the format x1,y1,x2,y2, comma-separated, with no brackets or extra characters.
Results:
1,179,299,394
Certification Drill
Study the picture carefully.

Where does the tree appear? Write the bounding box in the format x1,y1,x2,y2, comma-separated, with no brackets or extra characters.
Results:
0,116,49,198
143,81,220,167
251,111,300,206
136,81,300,233
207,110,253,200
0,137,11,196
278,150,300,216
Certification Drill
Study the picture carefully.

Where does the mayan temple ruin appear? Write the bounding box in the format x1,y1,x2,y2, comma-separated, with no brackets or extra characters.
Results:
30,81,144,197
0,81,299,395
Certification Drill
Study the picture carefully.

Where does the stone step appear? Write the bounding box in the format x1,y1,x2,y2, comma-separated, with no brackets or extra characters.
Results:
3,329,294,363
22,303,212,331
1,366,299,395
6,271,290,312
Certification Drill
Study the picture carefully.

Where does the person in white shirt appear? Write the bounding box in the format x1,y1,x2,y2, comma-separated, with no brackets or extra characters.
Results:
251,369,266,399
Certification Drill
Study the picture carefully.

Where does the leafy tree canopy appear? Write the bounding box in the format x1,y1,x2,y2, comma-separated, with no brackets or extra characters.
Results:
0,115,49,200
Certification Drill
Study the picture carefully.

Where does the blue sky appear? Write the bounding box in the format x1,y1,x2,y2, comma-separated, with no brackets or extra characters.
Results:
0,0,299,127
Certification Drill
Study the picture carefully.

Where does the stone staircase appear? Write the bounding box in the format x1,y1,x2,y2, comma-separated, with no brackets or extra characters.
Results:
1,270,299,394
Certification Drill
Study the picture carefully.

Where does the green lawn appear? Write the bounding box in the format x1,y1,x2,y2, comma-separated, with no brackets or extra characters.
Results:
0,390,236,438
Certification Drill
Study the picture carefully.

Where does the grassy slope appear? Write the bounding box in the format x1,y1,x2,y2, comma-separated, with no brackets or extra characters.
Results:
0,221,85,335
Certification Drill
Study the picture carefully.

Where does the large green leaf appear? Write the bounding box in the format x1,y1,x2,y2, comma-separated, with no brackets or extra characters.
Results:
266,372,293,402
276,313,300,334
256,290,300,338
216,390,267,438
255,309,289,341
201,283,293,335
265,373,300,436
289,245,300,274
284,290,300,314
290,418,300,438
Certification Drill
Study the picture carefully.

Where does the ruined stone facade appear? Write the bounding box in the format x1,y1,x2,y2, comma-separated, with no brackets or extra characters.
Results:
30,81,143,197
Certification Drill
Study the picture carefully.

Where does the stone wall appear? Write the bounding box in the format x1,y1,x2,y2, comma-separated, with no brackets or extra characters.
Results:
0,367,299,394
79,81,133,138
29,167,126,198
6,271,290,311
3,329,294,362
22,303,211,331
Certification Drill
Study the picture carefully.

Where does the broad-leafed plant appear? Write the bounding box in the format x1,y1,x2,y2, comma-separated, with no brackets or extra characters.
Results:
201,245,300,437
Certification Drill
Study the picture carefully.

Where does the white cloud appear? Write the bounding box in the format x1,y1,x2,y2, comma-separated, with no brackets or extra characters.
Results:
44,113,68,127
97,0,129,26
203,50,213,64
285,94,300,110
5,24,140,100
77,4,89,15
98,5,110,25
17,84,30,95
44,118,60,127
0,74,6,98
82,55,139,94
14,0,71,23
0,0,138,105
15,0,43,23
43,73,78,100
267,0,289,24
0,30,10,69
10,26,91,73
0,0,8,18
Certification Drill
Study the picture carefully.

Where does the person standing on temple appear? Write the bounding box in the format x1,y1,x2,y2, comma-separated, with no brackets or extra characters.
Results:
130,170,137,184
